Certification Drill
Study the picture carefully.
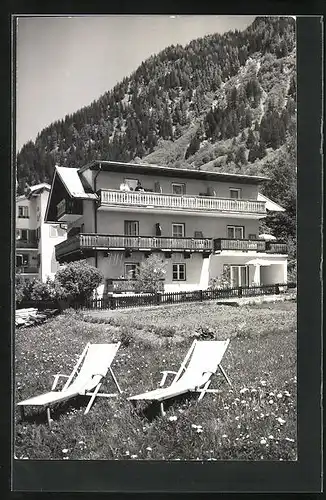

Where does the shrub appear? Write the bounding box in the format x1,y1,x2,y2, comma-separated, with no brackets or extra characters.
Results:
15,274,26,304
133,255,166,293
208,268,231,290
55,260,103,301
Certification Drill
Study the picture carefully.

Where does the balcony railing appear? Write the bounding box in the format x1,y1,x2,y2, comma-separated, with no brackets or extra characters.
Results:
56,198,83,222
55,233,213,260
98,189,266,215
16,266,39,274
16,239,38,249
265,242,288,254
213,238,287,254
214,238,266,252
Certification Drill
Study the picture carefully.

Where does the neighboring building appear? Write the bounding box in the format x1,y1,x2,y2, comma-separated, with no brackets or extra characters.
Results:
45,161,288,294
16,183,67,282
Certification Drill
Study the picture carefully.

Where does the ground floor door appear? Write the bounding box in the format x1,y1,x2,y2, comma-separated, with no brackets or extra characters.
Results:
230,265,249,287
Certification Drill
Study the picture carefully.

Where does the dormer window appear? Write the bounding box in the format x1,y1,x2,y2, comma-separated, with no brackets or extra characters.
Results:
230,188,241,199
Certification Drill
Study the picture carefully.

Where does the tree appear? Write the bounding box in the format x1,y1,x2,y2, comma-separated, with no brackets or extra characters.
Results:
133,254,166,293
246,128,256,149
55,260,103,301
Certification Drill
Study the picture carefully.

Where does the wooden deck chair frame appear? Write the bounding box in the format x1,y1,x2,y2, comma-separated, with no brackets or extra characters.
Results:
133,339,232,417
19,342,122,427
158,339,232,416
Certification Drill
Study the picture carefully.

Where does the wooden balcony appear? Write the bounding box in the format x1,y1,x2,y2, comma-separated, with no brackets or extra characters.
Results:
55,233,213,261
265,242,288,254
57,198,83,222
214,238,266,252
16,266,39,274
16,239,38,249
213,238,287,254
98,189,266,216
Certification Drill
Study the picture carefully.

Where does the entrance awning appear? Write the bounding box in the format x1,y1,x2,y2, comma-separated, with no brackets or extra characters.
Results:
247,259,285,266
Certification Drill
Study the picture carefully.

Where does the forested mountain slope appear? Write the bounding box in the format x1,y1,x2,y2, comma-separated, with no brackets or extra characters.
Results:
16,16,296,274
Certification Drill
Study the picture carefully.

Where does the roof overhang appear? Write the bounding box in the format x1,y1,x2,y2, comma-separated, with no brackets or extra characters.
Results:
258,193,285,212
79,160,270,185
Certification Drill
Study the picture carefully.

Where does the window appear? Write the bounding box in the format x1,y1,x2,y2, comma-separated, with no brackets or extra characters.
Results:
194,231,203,238
18,206,29,218
230,188,241,199
172,223,185,238
172,263,186,281
230,265,249,287
124,263,139,279
172,183,186,195
227,225,244,239
125,178,138,191
248,233,257,240
16,254,29,267
124,220,139,236
16,229,28,240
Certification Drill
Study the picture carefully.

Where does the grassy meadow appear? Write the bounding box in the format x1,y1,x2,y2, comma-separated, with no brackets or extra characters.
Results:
14,299,297,461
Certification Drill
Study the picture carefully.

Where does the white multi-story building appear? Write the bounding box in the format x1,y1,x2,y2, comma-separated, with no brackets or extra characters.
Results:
16,183,67,282
44,161,287,294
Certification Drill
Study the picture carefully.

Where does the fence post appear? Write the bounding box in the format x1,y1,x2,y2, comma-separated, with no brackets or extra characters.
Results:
275,284,280,295
156,292,161,305
238,286,242,298
200,290,203,301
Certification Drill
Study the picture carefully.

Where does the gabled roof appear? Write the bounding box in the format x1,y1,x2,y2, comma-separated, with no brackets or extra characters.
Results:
55,166,97,200
44,166,97,223
257,193,285,212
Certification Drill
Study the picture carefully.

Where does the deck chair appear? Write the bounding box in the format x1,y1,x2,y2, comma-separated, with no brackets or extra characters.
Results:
17,342,122,426
128,339,231,416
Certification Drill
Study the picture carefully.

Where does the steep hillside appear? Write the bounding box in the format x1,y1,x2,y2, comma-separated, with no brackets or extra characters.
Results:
16,16,296,190
16,16,296,275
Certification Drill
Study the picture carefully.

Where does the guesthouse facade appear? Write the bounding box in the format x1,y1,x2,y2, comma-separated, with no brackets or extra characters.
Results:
45,160,288,294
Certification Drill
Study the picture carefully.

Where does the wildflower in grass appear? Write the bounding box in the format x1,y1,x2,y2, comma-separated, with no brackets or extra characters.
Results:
260,380,267,386
146,447,152,451
125,451,130,456
131,454,138,459
285,437,295,442
196,428,203,434
62,449,68,453
268,435,274,439
222,434,228,438
277,417,286,425
277,393,283,398
169,416,177,422
63,456,69,460
268,399,274,404
239,388,248,394
224,406,229,410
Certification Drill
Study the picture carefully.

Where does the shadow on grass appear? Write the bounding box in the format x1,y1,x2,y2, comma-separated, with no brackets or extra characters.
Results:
131,393,195,422
17,395,92,426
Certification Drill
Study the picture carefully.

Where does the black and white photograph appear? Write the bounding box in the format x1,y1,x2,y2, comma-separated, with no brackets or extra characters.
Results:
14,15,298,463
